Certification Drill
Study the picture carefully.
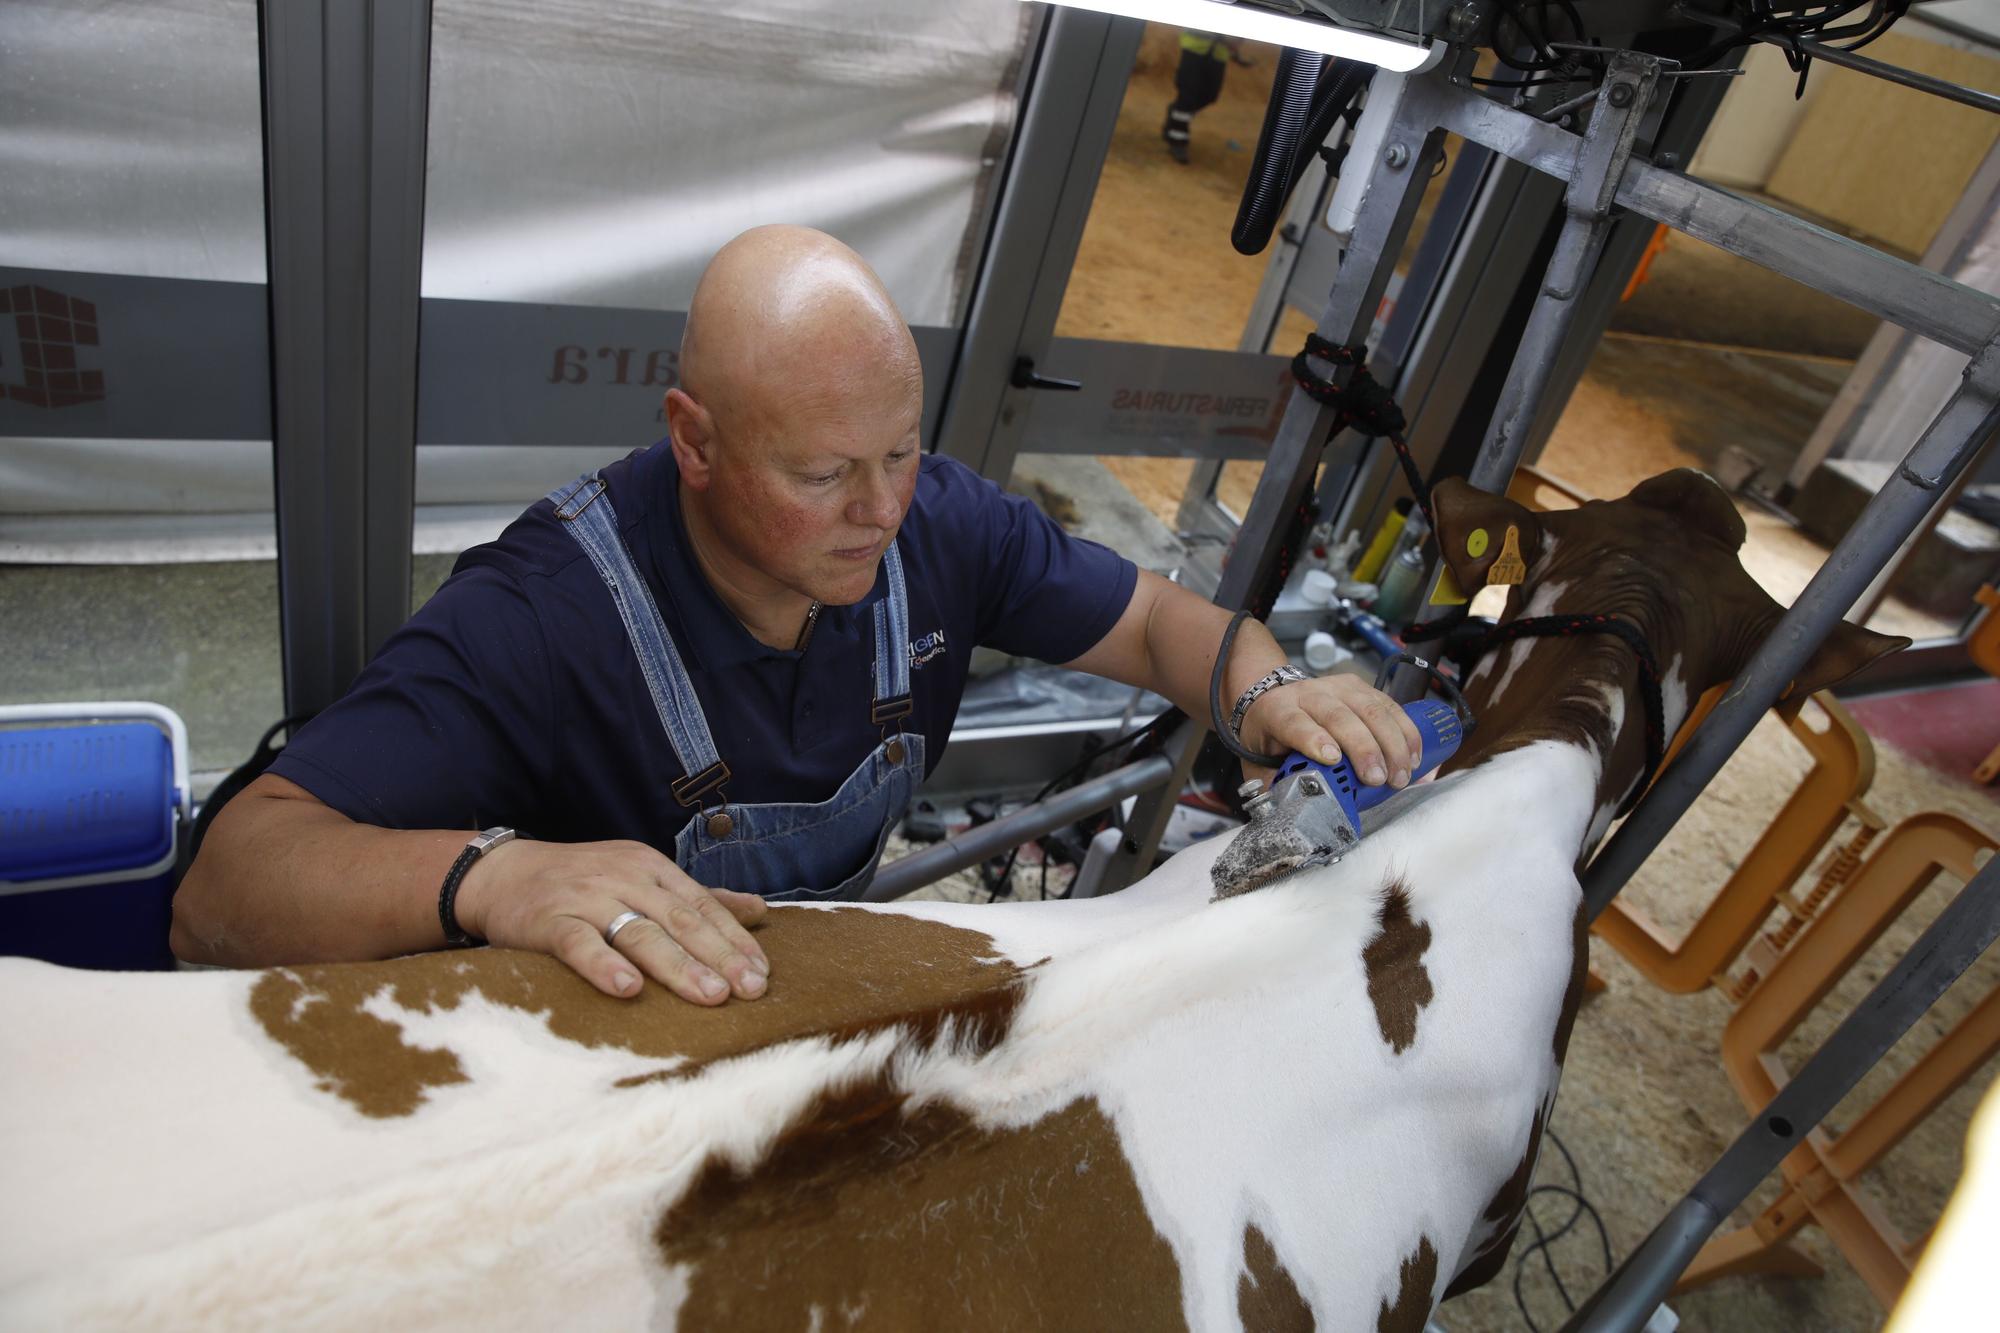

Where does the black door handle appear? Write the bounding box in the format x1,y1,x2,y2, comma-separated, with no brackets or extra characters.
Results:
1010,356,1082,392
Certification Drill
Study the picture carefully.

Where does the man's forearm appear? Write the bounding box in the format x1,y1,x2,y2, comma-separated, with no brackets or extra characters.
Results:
172,776,466,968
1136,578,1291,738
1067,571,1413,784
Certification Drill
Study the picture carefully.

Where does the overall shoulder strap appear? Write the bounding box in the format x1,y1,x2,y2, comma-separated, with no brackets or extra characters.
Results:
870,540,913,725
548,475,729,807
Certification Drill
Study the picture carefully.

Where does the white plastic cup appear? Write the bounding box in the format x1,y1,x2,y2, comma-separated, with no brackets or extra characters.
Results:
1304,631,1347,672
1301,568,1338,607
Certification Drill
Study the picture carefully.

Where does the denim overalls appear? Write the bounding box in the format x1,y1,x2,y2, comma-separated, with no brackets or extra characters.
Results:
550,474,925,901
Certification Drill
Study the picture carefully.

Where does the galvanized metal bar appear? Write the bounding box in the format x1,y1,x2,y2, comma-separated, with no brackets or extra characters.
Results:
1467,51,1658,495
1221,73,1452,611
1428,79,2000,356
1095,66,1456,894
1759,33,2000,116
1565,853,2000,1332
863,754,1173,902
1582,342,2000,919
1389,55,1657,698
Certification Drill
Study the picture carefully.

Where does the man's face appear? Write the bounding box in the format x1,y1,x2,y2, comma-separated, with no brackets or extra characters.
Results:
703,375,923,607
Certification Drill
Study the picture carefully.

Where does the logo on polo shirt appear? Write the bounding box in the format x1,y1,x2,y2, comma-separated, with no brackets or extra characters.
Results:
908,629,947,668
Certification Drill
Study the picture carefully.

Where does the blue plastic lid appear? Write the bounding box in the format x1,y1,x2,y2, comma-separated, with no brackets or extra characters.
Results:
0,722,175,883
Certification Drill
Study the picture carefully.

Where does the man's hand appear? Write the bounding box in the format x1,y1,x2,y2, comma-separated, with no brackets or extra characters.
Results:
1239,674,1421,788
454,839,770,1004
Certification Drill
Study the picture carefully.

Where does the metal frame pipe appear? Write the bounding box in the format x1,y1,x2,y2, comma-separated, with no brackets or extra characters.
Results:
1467,51,1659,494
1759,33,2000,117
262,0,431,717
1582,343,2000,917
930,9,1145,479
1099,63,1462,893
1562,855,2000,1332
862,754,1174,902
1429,81,2000,354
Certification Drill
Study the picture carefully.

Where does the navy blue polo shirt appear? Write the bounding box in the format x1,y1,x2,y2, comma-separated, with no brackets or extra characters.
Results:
269,442,1138,851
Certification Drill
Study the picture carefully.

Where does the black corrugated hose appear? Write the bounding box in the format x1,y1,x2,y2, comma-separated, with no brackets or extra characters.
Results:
1230,47,1324,255
1231,52,1372,255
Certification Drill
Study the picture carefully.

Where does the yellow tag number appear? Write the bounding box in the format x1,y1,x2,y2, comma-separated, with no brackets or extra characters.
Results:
1488,524,1528,586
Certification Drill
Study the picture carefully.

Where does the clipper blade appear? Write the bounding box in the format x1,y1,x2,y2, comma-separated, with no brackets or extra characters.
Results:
1209,773,1361,899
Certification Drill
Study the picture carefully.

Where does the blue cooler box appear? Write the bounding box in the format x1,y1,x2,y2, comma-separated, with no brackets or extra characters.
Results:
1,703,189,970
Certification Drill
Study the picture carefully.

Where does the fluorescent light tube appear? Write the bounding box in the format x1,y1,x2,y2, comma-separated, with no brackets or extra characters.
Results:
1023,0,1438,72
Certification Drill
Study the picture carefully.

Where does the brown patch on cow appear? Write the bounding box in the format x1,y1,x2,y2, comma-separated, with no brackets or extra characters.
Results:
249,967,471,1118
249,907,1025,1118
656,1081,1190,1330
1376,1235,1438,1333
1444,1101,1548,1299
1237,1224,1314,1332
1362,882,1433,1054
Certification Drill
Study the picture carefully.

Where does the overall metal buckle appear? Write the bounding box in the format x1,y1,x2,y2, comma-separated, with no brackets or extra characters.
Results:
672,760,734,839
873,696,913,765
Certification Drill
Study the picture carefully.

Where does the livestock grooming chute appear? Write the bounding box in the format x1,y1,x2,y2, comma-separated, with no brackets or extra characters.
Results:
897,1,2000,1326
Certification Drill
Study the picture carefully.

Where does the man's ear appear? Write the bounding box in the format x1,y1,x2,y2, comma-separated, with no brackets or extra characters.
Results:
664,388,715,490
1430,478,1546,593
1778,619,1911,702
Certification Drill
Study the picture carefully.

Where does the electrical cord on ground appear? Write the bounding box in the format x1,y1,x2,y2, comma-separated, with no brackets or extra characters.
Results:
1513,1128,1615,1333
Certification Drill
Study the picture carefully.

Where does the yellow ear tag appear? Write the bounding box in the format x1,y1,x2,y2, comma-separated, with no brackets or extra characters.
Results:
1432,563,1469,605
1488,524,1527,586
1466,527,1490,558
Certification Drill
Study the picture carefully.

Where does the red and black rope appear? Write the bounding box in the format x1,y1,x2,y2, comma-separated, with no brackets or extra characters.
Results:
1291,332,1434,533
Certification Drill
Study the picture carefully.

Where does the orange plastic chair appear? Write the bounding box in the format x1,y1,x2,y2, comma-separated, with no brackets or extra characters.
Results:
1593,691,1883,997
1678,812,1998,1306
1970,584,1998,785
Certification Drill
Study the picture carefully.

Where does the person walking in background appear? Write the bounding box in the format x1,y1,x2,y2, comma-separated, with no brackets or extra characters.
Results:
1163,30,1251,164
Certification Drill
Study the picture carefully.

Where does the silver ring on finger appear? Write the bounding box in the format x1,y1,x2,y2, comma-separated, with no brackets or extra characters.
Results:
604,910,650,946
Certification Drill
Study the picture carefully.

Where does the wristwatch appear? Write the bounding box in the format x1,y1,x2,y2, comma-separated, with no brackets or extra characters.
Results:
1229,665,1308,739
438,826,519,948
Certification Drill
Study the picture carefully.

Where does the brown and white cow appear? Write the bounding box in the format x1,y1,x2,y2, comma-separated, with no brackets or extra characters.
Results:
0,470,1902,1331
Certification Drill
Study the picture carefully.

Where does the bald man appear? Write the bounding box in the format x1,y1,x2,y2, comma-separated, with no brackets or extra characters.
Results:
174,226,1416,1005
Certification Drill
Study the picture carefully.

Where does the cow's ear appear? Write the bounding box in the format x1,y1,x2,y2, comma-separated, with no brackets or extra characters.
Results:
1628,469,1746,550
1430,479,1545,594
1778,619,1911,702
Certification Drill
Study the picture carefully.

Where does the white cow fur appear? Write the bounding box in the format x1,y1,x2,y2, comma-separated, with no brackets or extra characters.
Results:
0,740,1603,1331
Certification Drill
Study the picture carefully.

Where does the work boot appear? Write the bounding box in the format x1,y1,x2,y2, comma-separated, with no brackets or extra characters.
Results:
1164,107,1192,164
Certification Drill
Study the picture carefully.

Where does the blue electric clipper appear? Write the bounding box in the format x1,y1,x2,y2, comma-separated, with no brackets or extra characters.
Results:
1210,655,1472,898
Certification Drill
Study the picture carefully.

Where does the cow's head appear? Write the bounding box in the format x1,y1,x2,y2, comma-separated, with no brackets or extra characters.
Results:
1429,469,1907,804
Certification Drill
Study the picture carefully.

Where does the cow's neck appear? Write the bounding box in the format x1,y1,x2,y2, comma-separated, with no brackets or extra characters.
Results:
1442,563,1684,831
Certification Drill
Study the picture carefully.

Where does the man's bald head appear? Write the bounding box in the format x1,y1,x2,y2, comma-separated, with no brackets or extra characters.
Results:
680,225,921,440
664,226,927,621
